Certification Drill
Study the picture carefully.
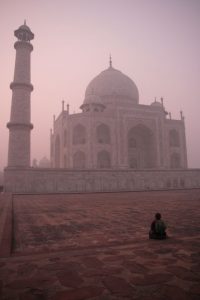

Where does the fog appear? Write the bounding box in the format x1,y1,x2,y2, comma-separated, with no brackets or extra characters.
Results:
0,0,200,170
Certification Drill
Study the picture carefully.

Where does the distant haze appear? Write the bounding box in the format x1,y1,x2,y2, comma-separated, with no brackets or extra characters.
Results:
0,0,200,170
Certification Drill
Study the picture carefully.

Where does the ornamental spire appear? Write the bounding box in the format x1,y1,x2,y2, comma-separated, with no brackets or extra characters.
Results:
109,54,112,68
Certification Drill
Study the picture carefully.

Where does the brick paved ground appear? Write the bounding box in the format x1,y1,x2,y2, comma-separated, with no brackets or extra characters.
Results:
0,189,200,299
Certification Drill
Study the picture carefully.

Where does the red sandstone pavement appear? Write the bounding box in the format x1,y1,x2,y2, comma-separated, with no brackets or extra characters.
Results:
0,189,200,300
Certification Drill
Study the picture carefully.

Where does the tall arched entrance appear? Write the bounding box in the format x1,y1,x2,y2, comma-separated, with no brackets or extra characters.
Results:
128,124,156,168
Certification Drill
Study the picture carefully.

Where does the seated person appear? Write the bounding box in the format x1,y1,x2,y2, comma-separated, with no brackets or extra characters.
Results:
149,212,167,239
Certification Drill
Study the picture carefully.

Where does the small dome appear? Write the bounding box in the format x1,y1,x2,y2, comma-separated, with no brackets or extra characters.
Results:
84,65,139,105
14,21,34,41
151,101,163,108
18,24,32,32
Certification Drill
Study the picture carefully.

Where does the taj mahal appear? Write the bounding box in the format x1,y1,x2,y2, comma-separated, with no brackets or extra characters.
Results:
51,58,187,170
4,23,200,193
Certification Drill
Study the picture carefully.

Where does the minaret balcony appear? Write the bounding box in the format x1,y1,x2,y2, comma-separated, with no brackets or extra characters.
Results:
7,122,33,130
10,82,33,91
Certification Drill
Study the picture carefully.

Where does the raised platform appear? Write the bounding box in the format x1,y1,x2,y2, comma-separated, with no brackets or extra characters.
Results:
0,189,200,299
4,167,200,193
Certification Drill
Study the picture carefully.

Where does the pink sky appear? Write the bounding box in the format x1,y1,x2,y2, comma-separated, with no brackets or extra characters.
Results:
0,0,200,170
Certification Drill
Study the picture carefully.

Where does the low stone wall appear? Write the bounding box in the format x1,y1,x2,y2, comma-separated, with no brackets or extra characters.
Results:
4,167,200,193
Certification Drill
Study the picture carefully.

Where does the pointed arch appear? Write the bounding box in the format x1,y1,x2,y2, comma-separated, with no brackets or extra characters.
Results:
97,150,111,168
129,157,138,169
169,129,180,147
73,151,86,169
73,124,86,145
128,124,156,169
96,123,110,144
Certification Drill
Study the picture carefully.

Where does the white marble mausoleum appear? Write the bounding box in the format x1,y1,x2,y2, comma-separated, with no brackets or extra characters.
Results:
51,58,187,170
4,23,200,193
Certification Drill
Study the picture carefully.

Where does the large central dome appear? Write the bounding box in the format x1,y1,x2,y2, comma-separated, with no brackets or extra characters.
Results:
84,64,139,105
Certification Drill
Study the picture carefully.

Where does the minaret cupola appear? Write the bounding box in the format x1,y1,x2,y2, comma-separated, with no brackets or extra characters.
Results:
14,20,34,42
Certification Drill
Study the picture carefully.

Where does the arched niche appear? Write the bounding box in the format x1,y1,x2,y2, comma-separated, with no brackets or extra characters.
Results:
73,151,86,169
97,150,111,168
73,124,86,145
128,124,156,169
96,123,110,144
169,129,180,147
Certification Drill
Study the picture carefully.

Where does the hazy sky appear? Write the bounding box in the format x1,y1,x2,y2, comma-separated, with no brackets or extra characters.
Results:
0,0,200,170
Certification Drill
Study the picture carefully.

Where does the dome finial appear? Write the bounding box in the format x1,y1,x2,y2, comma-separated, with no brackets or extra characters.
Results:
24,19,26,25
109,54,112,68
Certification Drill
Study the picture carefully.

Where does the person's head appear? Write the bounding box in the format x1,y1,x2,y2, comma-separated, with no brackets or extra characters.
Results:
155,212,161,220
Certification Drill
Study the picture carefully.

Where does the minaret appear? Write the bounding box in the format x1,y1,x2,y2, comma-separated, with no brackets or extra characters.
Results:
7,22,34,168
